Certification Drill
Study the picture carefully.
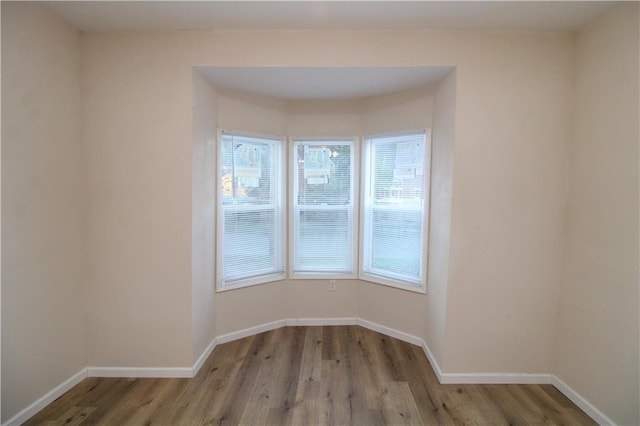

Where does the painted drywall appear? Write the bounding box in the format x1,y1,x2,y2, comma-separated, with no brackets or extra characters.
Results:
217,89,288,137
287,99,363,137
215,282,286,336
424,71,457,366
554,3,639,425
82,32,193,367
78,27,574,376
1,3,86,421
442,36,573,374
362,86,435,135
191,71,217,364
285,280,359,320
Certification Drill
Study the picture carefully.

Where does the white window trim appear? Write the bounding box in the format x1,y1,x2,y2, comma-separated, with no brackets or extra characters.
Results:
358,129,432,294
213,129,432,293
215,129,287,292
288,137,359,280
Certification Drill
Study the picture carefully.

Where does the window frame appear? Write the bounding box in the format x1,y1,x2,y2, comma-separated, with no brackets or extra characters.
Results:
214,128,432,293
359,130,432,293
289,137,359,280
215,129,287,292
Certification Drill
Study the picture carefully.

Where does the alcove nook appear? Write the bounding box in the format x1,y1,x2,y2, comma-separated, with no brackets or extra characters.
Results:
191,66,457,370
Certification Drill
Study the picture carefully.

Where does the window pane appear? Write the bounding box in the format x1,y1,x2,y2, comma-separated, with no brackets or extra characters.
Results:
293,140,354,275
221,135,276,206
224,209,279,280
371,208,422,277
219,133,284,288
362,132,428,287
296,144,351,205
296,209,352,272
372,136,425,204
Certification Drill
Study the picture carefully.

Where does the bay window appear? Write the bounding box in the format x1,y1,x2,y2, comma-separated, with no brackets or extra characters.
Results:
216,132,285,290
215,129,431,292
291,139,356,277
361,131,430,292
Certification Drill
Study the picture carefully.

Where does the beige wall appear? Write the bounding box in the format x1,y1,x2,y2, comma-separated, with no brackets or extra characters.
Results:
1,3,86,421
554,3,639,425
442,37,574,373
217,89,288,137
191,71,217,363
216,282,286,335
363,86,434,135
288,99,363,136
285,279,359,321
424,71,457,366
80,28,574,375
82,32,193,367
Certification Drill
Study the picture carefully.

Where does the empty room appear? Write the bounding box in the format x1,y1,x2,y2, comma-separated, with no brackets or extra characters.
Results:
1,1,638,425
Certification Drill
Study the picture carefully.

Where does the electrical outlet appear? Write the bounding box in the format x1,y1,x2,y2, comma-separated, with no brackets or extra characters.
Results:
329,279,336,291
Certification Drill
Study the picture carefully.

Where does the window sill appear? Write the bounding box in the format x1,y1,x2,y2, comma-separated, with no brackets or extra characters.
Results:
289,271,357,280
216,272,286,292
359,273,426,294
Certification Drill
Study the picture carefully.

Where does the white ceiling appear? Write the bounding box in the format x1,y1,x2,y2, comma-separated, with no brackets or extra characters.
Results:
42,1,616,33
198,67,454,100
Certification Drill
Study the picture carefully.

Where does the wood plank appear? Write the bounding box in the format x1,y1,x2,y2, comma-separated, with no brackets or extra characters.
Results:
380,381,424,426
22,326,598,426
203,331,272,425
265,332,305,425
71,378,140,425
341,326,377,426
396,341,454,425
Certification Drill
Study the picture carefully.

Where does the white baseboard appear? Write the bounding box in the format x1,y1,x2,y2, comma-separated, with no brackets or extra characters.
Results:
421,340,445,383
87,366,192,378
214,318,359,345
192,337,218,376
286,317,357,326
3,368,87,426
215,319,286,345
551,375,616,426
438,372,552,384
356,318,423,346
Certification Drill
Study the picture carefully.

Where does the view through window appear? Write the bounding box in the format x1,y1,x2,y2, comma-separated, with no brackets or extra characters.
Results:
217,132,285,289
217,130,429,292
361,132,429,290
292,139,355,277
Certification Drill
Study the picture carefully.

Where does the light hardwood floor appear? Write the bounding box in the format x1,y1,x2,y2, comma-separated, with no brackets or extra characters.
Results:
25,326,596,425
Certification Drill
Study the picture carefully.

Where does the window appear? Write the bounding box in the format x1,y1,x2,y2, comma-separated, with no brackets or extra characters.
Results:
216,131,285,290
361,131,431,292
215,129,431,292
291,139,356,277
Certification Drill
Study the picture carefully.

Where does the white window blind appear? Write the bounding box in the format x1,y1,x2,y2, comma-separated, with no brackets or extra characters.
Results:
361,131,430,290
292,140,355,276
217,132,285,289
